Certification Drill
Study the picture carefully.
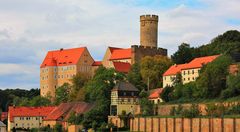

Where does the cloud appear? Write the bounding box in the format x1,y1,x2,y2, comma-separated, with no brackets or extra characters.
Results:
0,0,239,89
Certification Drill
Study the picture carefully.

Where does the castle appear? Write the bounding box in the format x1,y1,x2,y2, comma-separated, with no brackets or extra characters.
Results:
40,14,167,98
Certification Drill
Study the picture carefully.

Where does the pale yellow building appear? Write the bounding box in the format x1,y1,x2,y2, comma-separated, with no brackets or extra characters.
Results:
110,82,139,116
40,47,95,98
8,106,56,131
0,121,6,132
163,55,219,87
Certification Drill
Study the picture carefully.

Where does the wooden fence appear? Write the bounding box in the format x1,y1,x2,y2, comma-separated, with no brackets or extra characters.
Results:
130,117,240,132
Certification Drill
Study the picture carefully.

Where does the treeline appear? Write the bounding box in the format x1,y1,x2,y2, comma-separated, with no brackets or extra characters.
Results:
171,30,240,64
0,89,39,111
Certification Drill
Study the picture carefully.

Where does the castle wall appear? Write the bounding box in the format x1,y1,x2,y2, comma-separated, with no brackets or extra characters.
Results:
131,45,167,64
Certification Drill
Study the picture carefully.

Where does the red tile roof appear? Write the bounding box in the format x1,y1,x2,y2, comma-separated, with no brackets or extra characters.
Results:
113,62,131,73
149,88,163,99
92,61,102,66
110,48,132,60
182,55,219,70
109,47,122,53
163,55,219,76
44,102,94,121
163,64,188,76
40,47,86,68
8,106,56,122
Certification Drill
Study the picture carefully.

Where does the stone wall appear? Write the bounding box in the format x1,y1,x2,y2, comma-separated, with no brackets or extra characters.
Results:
130,117,240,132
131,45,167,64
155,102,240,116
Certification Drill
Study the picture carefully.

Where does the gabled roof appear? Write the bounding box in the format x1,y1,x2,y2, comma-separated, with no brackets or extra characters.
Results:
163,64,188,76
163,55,219,76
40,47,86,68
109,48,132,60
92,61,102,66
149,88,163,99
44,102,94,121
113,62,131,73
8,106,56,122
112,82,139,92
182,55,219,70
108,47,122,53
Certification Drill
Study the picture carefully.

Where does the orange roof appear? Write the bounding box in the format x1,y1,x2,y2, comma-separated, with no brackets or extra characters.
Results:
182,55,219,70
110,48,132,60
40,47,86,68
163,55,219,76
149,88,163,99
108,47,122,53
113,62,131,73
8,106,56,122
44,102,94,121
163,64,188,76
92,61,102,66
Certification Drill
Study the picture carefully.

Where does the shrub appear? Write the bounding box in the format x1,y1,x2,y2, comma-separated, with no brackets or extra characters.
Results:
205,103,226,117
226,103,240,115
170,106,176,116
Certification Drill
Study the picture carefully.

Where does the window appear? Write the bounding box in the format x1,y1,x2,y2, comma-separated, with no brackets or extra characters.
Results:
131,92,134,96
183,78,185,81
192,77,195,80
183,71,186,75
123,92,126,96
128,98,130,102
188,70,190,74
192,70,194,74
164,77,166,80
188,78,190,81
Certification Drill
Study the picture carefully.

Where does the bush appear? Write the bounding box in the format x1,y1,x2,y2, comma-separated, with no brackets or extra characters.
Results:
226,103,240,115
181,104,200,118
205,103,226,117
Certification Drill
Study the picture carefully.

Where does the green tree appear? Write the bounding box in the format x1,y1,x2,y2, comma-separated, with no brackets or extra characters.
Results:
54,83,71,105
195,55,233,98
127,63,147,91
29,96,51,106
171,43,194,64
140,55,172,90
83,66,125,128
139,90,153,116
160,86,174,102
69,72,89,101
221,68,240,98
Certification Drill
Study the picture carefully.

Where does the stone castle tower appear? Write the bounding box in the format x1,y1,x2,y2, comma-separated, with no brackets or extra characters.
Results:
131,14,167,64
140,14,158,48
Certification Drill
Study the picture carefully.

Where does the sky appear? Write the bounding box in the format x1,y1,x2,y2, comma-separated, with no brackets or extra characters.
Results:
0,0,240,90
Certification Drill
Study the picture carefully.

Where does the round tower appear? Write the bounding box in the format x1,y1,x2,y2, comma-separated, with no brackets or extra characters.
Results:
140,14,158,48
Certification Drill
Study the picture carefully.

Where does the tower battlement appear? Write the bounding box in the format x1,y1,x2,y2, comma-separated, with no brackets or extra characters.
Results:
140,15,158,21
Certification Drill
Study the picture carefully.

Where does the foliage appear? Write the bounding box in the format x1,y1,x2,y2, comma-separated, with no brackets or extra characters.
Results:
0,88,39,111
69,72,89,101
140,55,172,89
54,83,71,105
171,43,194,64
127,63,147,91
119,110,129,128
221,71,240,98
160,86,174,102
68,112,84,125
12,96,51,107
195,55,232,98
83,66,125,128
205,103,226,117
54,123,63,132
139,90,153,116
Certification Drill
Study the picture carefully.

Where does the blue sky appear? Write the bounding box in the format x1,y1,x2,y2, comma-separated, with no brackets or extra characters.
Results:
0,0,239,89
